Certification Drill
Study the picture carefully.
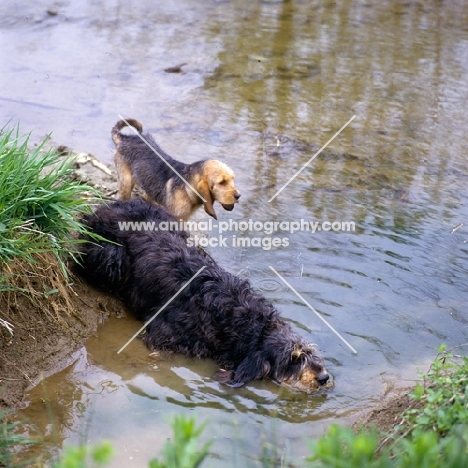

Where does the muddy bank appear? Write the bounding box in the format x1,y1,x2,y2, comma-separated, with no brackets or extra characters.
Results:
0,148,126,409
354,390,421,434
0,278,127,408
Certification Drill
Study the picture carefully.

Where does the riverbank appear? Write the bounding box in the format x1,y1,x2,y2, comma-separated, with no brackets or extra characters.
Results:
0,142,127,408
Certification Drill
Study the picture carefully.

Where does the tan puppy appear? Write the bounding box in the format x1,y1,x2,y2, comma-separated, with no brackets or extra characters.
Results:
112,119,240,220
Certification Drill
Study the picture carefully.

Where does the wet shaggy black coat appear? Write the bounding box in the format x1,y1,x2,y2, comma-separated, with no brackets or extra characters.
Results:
77,200,329,389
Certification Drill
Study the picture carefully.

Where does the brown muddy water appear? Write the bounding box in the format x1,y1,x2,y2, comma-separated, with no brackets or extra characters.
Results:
2,0,468,466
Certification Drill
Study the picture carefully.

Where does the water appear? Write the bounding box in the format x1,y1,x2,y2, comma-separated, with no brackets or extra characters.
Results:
3,0,468,465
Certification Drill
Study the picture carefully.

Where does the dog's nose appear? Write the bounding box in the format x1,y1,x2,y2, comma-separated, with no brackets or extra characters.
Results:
317,373,329,385
234,193,241,200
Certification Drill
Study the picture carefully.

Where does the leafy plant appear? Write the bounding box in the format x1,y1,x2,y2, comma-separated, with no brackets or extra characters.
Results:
306,425,391,468
53,441,114,468
306,344,468,468
149,415,212,468
0,124,100,276
401,344,468,438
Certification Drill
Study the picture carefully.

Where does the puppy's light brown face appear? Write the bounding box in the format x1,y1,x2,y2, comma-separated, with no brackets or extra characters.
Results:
204,160,241,211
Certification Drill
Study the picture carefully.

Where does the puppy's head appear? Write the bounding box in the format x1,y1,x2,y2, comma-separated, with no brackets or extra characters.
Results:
198,160,241,219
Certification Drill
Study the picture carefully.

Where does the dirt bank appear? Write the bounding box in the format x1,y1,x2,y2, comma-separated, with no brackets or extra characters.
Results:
0,147,126,408
354,390,422,434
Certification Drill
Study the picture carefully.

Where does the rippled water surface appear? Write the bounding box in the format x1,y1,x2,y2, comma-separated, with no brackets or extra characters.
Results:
3,0,468,466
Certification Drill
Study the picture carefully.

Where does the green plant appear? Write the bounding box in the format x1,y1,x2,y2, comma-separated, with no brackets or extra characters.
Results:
306,344,468,468
149,415,212,468
402,344,468,439
306,424,468,468
0,124,100,276
306,425,391,468
0,407,42,467
53,441,114,468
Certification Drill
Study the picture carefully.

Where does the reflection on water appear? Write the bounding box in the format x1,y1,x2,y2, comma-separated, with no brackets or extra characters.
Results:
5,0,468,465
21,317,334,467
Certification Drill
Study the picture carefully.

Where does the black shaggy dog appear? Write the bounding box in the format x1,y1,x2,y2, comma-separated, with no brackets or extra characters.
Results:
78,200,331,392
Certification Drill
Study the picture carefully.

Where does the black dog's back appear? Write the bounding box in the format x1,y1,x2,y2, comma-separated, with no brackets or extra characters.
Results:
78,200,276,353
78,200,192,311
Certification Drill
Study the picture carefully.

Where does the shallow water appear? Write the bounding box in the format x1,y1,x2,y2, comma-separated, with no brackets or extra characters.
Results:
3,0,468,465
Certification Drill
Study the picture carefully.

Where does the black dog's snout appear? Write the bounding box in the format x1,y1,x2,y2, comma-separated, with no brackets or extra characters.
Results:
234,193,241,200
317,373,330,385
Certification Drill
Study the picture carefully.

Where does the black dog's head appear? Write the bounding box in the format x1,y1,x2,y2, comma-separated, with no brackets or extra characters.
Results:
215,335,332,393
277,344,332,393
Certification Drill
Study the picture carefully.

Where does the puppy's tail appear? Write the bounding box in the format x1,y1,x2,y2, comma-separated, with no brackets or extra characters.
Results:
111,118,143,145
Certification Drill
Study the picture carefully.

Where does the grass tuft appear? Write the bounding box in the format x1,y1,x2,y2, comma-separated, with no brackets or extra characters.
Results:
149,415,212,468
0,124,100,275
0,124,102,326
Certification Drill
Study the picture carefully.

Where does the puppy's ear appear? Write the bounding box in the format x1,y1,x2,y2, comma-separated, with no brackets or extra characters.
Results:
197,179,217,220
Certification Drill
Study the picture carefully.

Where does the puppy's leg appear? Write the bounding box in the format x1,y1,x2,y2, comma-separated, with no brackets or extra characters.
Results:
115,152,135,200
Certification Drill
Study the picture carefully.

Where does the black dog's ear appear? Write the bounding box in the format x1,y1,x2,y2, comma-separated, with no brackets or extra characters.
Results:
214,354,271,388
231,353,271,387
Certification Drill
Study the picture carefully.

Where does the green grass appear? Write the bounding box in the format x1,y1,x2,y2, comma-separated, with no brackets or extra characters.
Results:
148,415,212,468
52,441,114,468
0,124,100,278
0,123,103,325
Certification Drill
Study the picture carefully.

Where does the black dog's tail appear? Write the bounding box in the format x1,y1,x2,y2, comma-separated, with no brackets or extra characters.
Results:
111,118,143,145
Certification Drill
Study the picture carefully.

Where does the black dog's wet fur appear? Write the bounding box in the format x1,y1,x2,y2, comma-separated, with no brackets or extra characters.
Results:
78,200,329,388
